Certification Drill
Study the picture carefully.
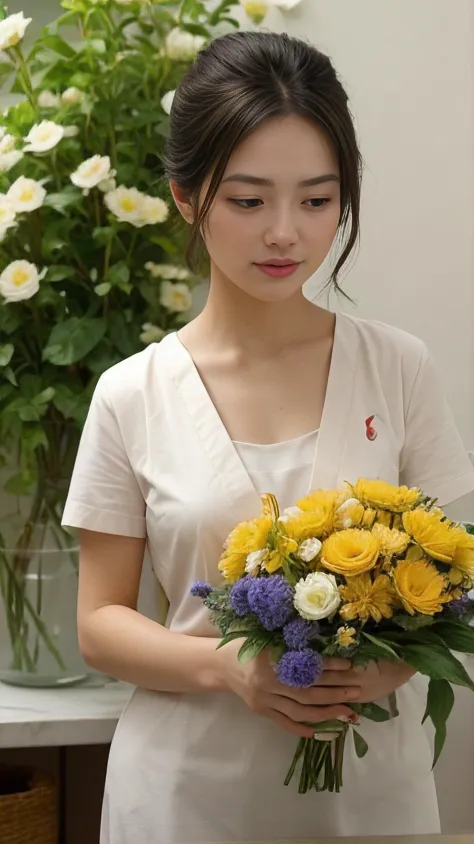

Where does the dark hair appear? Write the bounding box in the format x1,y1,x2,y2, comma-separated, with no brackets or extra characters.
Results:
164,30,362,294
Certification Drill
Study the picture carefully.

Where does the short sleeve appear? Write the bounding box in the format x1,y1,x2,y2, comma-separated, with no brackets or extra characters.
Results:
399,345,474,505
61,374,146,538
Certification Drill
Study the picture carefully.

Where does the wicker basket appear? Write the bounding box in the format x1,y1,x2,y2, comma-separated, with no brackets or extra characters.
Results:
0,764,58,844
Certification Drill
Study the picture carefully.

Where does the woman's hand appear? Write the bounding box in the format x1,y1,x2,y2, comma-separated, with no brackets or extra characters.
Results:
217,639,361,739
316,658,416,704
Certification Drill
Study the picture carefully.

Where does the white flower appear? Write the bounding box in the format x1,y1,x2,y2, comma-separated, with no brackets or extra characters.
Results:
139,196,169,226
161,90,175,115
298,538,322,563
139,323,165,344
61,87,84,106
245,549,268,575
145,262,189,280
0,12,32,51
98,178,116,193
104,185,145,226
0,150,23,172
279,505,303,524
160,281,192,313
7,177,46,213
240,1,269,23
294,572,341,621
38,91,61,109
0,260,46,303
165,27,206,61
23,121,64,153
63,125,79,138
71,155,112,190
0,134,15,154
0,195,16,227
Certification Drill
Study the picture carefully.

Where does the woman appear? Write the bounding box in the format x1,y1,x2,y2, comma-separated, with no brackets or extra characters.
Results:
62,31,474,843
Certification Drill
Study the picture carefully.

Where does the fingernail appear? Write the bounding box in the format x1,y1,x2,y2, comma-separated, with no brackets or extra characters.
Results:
337,715,351,723
349,713,360,725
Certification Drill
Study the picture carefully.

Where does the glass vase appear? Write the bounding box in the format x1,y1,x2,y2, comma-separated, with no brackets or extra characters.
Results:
0,521,88,687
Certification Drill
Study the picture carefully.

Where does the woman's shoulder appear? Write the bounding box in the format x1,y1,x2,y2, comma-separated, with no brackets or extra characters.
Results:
93,333,175,410
340,311,428,373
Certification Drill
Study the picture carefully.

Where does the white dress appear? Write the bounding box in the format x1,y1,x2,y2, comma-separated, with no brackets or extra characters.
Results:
62,312,474,843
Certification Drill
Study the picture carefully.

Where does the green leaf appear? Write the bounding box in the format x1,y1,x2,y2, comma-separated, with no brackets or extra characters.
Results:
4,470,36,496
94,282,111,297
393,614,434,631
361,631,400,660
35,33,77,59
108,262,130,286
402,643,474,690
89,39,106,54
0,308,21,334
350,702,391,722
238,634,273,664
44,188,80,215
215,631,249,650
3,367,17,386
433,620,474,654
46,265,75,282
43,317,107,366
0,343,14,367
93,226,115,246
423,678,455,768
32,387,55,406
108,311,138,358
353,729,369,759
52,385,88,421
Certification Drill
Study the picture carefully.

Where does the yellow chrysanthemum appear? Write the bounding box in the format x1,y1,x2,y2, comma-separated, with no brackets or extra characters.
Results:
321,529,380,577
375,510,392,528
362,508,377,528
340,573,396,622
284,507,333,542
402,509,462,563
392,558,450,616
218,516,271,582
371,523,410,557
336,625,357,648
353,479,421,513
297,489,338,513
452,530,474,578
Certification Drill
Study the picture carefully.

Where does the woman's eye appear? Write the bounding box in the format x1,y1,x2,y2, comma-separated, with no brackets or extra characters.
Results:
230,197,330,208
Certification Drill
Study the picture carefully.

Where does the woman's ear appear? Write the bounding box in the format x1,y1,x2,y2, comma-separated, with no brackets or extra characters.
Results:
169,181,194,225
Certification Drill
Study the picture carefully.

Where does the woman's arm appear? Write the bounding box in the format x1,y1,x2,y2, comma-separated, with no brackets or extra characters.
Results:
77,528,228,694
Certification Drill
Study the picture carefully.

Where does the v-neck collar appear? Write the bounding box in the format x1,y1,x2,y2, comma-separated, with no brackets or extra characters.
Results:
162,311,359,519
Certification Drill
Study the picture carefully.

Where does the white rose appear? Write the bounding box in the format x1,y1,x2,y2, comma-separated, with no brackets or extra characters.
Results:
0,195,16,227
0,12,32,51
38,91,61,109
0,260,46,303
279,505,303,524
0,150,23,172
165,27,206,61
63,125,79,138
139,323,165,344
139,195,169,226
294,572,341,621
245,549,268,575
145,262,189,280
24,120,64,153
161,89,175,115
71,155,112,190
298,537,322,563
61,87,84,106
0,134,15,154
160,281,192,313
7,177,46,213
98,177,116,193
104,185,145,226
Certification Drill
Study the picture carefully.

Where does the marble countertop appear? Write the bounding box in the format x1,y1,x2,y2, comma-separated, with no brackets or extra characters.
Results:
0,679,133,748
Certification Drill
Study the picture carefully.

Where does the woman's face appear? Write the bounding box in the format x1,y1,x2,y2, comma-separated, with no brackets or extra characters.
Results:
174,114,341,303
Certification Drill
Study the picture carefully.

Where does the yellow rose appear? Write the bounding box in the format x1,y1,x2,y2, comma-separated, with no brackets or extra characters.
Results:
340,573,396,622
353,479,421,513
371,523,410,557
285,506,333,542
218,516,271,582
452,530,474,577
321,529,380,576
392,558,450,616
402,509,461,563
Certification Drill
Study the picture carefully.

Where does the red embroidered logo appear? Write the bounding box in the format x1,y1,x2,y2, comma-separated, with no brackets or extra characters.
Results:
365,415,377,441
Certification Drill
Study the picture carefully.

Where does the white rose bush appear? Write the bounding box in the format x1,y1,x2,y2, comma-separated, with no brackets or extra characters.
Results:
0,0,248,676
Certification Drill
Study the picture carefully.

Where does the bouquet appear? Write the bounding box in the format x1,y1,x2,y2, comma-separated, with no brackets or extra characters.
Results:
191,479,474,793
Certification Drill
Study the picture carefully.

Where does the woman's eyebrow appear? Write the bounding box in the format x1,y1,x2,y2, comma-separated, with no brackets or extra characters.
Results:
220,173,340,187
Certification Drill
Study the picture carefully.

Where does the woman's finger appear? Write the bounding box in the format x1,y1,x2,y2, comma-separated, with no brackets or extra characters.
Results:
322,657,352,672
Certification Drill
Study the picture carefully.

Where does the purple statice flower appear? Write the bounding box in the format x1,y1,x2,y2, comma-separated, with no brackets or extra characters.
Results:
247,575,294,631
190,581,214,599
283,618,320,650
275,648,324,688
229,577,253,617
450,594,474,618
